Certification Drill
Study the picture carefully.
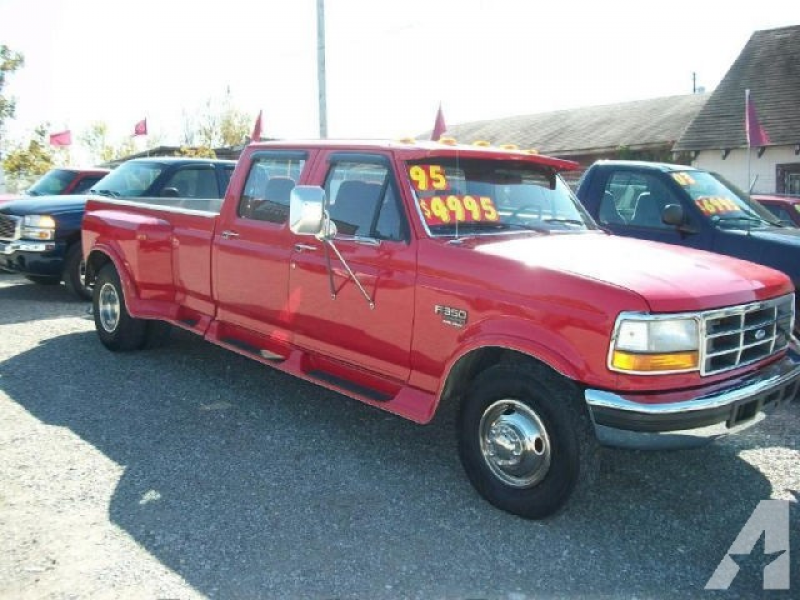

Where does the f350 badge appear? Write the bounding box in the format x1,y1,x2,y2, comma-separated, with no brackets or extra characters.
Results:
435,304,468,328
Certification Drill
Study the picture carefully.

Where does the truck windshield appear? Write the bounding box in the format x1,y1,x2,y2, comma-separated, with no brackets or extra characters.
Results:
26,169,73,196
673,170,781,229
91,162,165,197
406,158,594,236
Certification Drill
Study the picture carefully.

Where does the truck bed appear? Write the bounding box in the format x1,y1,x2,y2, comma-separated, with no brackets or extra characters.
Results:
83,196,222,324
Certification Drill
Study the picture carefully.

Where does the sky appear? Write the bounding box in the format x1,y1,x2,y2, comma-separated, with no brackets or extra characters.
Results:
1,0,799,159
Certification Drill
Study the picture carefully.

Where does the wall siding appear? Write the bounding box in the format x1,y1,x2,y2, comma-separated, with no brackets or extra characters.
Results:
693,145,800,194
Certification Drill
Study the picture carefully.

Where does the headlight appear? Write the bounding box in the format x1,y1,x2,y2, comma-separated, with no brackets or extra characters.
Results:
610,315,699,373
21,214,56,240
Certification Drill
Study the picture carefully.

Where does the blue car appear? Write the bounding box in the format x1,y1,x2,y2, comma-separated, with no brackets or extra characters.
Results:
0,157,236,299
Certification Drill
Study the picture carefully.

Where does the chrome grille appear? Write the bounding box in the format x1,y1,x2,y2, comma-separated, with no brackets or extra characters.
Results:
0,214,21,241
702,294,794,375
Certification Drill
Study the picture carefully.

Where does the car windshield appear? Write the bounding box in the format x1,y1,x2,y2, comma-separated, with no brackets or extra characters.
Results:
26,169,73,196
91,162,165,197
672,170,781,229
406,158,594,237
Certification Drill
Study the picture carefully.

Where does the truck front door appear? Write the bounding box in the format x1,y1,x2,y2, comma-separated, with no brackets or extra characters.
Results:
288,153,415,383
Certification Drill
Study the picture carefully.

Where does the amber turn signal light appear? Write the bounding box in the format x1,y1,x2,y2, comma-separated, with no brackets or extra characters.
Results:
611,351,699,372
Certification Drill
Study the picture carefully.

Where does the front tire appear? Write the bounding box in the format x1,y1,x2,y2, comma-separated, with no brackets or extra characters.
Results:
93,264,148,351
64,244,92,300
457,361,597,519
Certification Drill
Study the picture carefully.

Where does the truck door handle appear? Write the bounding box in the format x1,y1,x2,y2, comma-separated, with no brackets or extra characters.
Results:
221,230,240,239
294,243,318,252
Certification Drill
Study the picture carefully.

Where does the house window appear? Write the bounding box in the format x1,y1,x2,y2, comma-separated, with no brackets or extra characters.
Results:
776,163,800,196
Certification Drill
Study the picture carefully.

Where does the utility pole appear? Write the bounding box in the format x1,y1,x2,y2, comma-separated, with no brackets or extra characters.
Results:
317,0,328,138
692,71,697,94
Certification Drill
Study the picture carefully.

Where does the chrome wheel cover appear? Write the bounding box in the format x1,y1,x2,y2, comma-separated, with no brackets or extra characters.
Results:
479,399,552,488
98,282,121,333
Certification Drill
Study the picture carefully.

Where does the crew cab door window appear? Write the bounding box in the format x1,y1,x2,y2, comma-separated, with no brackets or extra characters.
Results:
324,160,407,241
162,166,218,198
600,172,683,229
238,156,306,224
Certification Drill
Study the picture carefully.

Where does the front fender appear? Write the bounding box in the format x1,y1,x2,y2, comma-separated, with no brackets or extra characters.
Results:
434,315,609,405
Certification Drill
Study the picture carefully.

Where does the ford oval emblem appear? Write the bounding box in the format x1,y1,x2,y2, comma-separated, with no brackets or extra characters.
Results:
755,329,767,341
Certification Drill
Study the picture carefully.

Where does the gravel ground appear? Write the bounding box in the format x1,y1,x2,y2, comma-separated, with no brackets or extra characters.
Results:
0,272,798,600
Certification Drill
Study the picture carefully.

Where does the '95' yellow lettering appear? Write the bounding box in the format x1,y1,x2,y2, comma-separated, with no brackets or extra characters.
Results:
409,165,448,191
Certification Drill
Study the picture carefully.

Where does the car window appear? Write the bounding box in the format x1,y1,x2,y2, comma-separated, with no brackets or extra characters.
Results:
162,167,219,198
761,203,796,226
72,176,104,194
324,160,406,241
238,156,306,224
601,171,682,229
220,166,235,197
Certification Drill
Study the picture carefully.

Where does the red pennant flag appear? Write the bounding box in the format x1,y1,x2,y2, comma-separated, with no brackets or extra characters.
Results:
49,130,72,146
431,104,446,141
134,118,148,136
745,89,770,147
251,110,263,142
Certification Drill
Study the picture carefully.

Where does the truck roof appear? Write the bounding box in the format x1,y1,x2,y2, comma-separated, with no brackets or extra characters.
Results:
125,157,237,166
250,139,580,172
592,159,697,172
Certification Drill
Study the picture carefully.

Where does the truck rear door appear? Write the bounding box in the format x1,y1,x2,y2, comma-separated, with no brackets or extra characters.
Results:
288,152,415,383
212,150,310,341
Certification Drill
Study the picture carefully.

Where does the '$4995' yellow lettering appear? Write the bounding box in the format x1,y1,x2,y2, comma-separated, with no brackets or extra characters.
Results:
419,195,499,225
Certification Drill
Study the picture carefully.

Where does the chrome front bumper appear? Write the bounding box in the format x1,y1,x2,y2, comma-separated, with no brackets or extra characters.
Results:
585,348,800,450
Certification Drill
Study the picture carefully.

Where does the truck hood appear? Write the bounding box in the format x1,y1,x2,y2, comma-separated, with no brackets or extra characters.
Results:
743,225,800,246
470,233,791,312
0,194,89,216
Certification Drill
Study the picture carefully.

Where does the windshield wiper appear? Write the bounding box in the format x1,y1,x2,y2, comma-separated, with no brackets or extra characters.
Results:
438,221,551,237
90,188,121,198
543,218,586,227
712,214,772,228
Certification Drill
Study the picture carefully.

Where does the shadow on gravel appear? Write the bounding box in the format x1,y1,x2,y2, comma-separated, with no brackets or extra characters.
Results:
1,330,798,599
0,276,86,325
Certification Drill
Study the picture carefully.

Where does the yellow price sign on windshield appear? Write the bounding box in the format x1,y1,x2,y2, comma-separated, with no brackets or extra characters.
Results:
695,196,740,216
419,195,499,226
409,165,449,191
672,172,697,186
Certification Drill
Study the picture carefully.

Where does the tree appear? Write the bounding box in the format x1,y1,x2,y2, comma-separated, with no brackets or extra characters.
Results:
2,125,55,190
182,90,251,148
175,145,216,159
0,45,25,137
80,121,136,164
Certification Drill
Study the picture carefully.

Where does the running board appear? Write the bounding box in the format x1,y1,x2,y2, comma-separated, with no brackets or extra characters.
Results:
307,369,392,402
220,337,286,362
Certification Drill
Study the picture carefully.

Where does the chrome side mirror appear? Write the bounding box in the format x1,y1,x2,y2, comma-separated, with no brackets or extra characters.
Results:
289,186,326,236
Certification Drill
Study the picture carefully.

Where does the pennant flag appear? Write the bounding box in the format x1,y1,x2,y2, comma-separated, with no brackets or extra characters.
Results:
49,130,72,146
251,110,263,142
134,118,148,136
431,104,446,141
745,89,770,147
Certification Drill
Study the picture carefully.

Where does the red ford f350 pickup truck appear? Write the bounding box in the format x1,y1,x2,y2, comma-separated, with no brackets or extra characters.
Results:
82,140,800,518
